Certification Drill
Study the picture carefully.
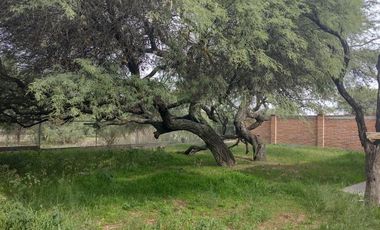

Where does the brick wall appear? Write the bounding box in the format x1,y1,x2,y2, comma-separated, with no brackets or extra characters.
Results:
252,115,376,151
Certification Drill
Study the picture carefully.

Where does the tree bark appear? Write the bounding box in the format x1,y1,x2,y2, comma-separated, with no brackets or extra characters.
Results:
171,122,235,166
253,135,266,161
184,145,207,155
364,144,380,205
234,96,266,161
201,127,236,166
365,55,380,205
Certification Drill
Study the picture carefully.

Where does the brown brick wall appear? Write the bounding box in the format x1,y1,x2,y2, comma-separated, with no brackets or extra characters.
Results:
277,117,317,146
252,120,271,143
324,117,375,151
251,115,376,152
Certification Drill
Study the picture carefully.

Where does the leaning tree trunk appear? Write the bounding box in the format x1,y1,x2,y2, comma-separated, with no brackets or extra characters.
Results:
153,97,236,166
199,125,236,166
172,124,235,166
179,123,236,166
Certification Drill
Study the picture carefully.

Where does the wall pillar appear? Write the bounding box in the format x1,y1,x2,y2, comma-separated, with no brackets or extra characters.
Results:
316,114,325,147
270,115,277,144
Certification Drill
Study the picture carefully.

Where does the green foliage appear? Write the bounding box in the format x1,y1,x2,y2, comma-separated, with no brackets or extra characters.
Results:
98,125,141,146
349,49,379,81
310,0,365,36
300,0,366,76
0,145,379,229
30,59,171,120
331,49,379,115
178,0,228,33
10,0,77,19
2,0,372,120
336,86,377,115
2,0,345,122
0,199,75,230
298,1,378,115
42,122,92,145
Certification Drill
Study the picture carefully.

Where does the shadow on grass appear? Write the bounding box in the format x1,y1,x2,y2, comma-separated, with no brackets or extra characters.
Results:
0,147,216,175
239,152,364,186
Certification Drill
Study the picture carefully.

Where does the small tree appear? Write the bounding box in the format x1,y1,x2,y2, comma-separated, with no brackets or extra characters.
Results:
304,0,380,205
98,126,121,146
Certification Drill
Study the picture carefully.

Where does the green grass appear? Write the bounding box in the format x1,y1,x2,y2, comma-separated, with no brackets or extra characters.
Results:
0,144,379,229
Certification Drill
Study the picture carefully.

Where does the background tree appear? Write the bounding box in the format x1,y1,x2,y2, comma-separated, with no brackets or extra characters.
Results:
302,0,380,205
334,50,379,116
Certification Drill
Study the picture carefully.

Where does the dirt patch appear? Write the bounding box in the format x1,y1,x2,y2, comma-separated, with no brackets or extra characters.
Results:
103,223,123,230
258,212,306,230
128,211,144,218
146,218,156,225
173,199,188,211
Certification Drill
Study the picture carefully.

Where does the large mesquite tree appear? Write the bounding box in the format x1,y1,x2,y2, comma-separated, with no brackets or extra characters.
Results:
1,0,328,165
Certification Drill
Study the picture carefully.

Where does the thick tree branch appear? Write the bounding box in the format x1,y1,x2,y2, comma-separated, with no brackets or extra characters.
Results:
201,105,219,123
351,37,380,48
167,98,191,109
143,65,166,79
216,111,229,135
222,134,239,140
246,113,267,131
0,59,27,89
184,145,207,155
306,11,350,71
144,21,158,52
228,139,240,149
252,95,267,112
1,112,49,128
97,117,157,126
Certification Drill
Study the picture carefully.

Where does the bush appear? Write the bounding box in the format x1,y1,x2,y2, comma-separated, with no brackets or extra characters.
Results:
42,123,92,145
0,199,76,230
98,126,121,146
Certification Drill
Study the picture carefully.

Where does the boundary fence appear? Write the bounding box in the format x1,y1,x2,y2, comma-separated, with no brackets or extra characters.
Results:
253,114,374,151
1,115,370,152
0,121,210,152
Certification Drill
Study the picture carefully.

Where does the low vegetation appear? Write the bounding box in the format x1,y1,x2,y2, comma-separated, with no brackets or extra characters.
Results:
0,145,379,229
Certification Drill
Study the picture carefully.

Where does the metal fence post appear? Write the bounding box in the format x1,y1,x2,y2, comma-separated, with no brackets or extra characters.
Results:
95,128,98,146
38,123,42,149
136,130,140,144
